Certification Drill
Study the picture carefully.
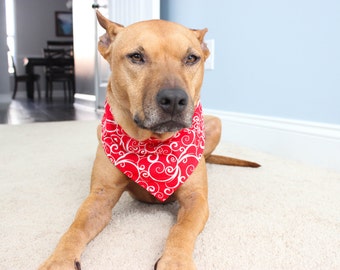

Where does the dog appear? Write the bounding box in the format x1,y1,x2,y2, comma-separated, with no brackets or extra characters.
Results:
39,11,259,270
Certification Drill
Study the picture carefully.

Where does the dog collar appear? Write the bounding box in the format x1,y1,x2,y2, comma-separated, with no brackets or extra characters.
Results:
101,101,205,202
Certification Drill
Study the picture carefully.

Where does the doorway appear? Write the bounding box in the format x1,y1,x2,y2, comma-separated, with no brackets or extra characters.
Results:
94,0,160,108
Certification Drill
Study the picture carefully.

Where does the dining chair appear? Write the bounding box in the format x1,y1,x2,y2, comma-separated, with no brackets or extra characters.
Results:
47,40,73,48
11,56,41,99
43,48,75,101
46,40,74,57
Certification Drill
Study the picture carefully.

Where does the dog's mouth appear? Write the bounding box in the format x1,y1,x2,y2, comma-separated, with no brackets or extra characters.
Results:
134,116,191,134
150,120,190,133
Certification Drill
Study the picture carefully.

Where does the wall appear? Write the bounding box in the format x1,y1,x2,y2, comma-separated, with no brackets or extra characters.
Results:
161,0,340,126
161,0,340,171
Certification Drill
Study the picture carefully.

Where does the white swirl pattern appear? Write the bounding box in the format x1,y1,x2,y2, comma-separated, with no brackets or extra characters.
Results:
101,101,205,202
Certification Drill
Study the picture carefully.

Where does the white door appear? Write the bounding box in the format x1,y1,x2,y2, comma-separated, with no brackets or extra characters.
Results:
95,0,160,109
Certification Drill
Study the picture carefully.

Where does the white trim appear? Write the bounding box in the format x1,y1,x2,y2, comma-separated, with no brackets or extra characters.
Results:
74,93,96,111
151,0,161,19
74,93,96,102
204,108,340,172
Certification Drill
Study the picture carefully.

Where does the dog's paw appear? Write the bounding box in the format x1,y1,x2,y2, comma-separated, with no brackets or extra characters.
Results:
38,258,81,270
154,256,196,270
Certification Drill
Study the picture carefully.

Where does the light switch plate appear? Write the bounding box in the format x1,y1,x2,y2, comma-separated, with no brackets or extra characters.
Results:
205,39,214,70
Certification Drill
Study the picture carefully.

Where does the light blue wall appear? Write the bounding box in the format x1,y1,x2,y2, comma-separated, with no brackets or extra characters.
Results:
161,0,340,125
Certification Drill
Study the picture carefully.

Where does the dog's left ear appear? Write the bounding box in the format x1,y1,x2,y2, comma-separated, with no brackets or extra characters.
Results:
96,10,124,62
191,28,210,61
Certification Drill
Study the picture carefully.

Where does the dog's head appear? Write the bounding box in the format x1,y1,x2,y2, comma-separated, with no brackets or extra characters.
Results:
96,11,209,140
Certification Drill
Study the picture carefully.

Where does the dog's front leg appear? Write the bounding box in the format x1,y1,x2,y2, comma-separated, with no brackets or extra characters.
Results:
156,158,209,270
39,145,128,270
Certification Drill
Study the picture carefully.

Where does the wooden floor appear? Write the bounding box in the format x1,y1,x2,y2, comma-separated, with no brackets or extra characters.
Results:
0,92,102,125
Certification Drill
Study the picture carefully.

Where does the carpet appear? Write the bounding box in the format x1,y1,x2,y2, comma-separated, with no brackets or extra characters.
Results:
0,120,339,270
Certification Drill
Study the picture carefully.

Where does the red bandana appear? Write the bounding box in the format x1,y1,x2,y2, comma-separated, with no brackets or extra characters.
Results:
101,101,205,202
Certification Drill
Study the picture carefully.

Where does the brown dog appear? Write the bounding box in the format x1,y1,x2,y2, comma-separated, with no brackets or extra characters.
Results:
39,11,259,270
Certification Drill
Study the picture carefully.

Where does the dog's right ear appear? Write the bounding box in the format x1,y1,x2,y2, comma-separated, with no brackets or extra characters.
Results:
96,10,124,61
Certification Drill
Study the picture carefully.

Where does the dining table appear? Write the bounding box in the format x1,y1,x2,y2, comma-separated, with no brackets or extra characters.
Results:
24,56,74,99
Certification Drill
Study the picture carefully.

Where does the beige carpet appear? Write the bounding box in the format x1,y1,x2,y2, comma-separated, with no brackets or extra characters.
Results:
0,120,340,270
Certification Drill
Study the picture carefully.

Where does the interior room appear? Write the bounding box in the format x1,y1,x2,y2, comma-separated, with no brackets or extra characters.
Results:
1,0,340,269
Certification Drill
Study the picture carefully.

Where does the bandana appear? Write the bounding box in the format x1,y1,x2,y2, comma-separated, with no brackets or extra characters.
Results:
101,101,205,202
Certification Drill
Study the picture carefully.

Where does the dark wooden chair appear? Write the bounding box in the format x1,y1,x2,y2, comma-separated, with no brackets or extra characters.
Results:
11,56,41,99
47,40,73,48
46,40,74,56
43,48,75,101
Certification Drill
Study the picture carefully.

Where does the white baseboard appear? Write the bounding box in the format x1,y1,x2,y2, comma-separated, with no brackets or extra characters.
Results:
204,108,340,172
74,93,96,111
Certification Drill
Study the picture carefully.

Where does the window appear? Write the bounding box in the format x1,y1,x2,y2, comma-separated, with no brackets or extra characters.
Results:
6,0,15,73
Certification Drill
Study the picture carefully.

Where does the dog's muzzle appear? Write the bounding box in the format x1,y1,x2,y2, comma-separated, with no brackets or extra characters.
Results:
134,88,193,134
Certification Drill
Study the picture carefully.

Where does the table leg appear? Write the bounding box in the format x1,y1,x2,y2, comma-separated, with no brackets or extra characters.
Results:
25,64,34,99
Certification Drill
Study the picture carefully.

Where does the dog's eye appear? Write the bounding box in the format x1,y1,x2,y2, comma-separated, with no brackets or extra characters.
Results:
128,53,145,64
185,54,200,65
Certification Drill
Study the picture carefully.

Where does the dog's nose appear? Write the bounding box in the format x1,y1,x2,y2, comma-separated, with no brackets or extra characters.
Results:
156,89,188,115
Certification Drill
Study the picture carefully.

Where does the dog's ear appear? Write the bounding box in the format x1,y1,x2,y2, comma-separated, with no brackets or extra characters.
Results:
191,28,210,61
96,10,124,61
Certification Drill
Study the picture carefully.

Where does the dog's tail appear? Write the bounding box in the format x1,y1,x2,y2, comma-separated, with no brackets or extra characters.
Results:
205,154,261,168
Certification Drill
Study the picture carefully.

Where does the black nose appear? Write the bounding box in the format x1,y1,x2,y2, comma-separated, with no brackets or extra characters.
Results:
156,89,188,115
